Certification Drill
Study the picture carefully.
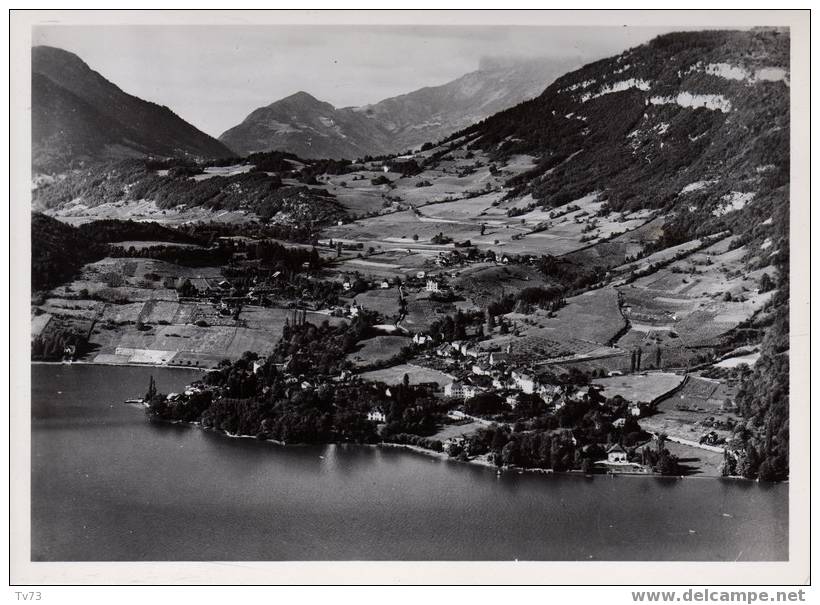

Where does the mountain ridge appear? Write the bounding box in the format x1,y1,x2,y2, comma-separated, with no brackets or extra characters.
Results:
32,45,233,173
218,58,578,159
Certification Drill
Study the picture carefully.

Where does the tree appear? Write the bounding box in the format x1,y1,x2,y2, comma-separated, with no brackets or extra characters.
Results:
721,451,737,477
178,278,197,297
501,440,519,467
145,375,157,401
759,272,775,292
656,449,680,475
737,445,761,479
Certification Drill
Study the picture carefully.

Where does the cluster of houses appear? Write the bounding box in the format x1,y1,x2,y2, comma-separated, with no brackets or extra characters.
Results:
434,341,568,409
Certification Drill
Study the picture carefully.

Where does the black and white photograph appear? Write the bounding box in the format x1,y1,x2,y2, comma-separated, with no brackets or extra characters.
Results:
9,9,811,587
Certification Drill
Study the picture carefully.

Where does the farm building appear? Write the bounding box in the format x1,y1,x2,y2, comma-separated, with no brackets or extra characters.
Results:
413,333,433,345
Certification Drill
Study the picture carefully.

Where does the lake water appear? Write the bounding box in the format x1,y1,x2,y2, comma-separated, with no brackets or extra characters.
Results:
31,364,788,561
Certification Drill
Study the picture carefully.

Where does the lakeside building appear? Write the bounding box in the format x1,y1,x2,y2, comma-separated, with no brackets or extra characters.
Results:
607,443,628,463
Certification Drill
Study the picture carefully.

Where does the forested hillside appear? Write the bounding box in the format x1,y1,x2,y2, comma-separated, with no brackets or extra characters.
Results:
462,29,789,242
31,213,107,291
32,158,345,227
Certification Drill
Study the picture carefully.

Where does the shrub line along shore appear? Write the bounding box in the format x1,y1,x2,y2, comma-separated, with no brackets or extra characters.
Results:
142,410,759,482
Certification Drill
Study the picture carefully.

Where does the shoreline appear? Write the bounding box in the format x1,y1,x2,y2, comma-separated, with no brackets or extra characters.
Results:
32,360,208,371
147,414,760,483
40,362,771,484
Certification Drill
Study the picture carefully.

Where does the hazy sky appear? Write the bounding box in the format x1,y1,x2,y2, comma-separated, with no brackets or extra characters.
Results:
33,25,686,137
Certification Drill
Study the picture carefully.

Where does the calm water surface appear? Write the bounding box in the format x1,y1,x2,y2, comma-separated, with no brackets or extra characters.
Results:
31,364,788,561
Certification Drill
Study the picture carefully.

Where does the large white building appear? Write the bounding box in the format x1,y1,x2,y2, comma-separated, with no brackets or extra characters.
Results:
511,371,537,394
367,408,387,423
444,381,482,400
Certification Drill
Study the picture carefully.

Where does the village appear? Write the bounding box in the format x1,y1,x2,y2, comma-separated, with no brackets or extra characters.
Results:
32,209,758,479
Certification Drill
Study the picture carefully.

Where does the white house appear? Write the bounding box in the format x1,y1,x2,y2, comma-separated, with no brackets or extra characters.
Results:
493,375,513,390
413,333,433,345
435,343,452,357
462,384,482,400
629,403,641,417
380,280,390,289
472,362,492,376
416,271,426,279
463,345,482,359
444,381,464,398
426,279,440,292
444,382,482,400
367,408,387,423
607,443,628,463
252,358,267,374
511,370,537,394
536,383,561,400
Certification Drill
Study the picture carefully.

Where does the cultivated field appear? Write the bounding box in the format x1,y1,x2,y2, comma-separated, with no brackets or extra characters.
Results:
402,294,461,332
614,238,776,355
592,372,686,404
450,263,551,309
346,335,412,368
358,363,453,386
353,289,402,319
37,255,348,369
321,189,658,258
483,286,626,356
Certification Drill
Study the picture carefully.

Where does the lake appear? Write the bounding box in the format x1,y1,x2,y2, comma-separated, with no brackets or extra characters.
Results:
31,364,788,561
